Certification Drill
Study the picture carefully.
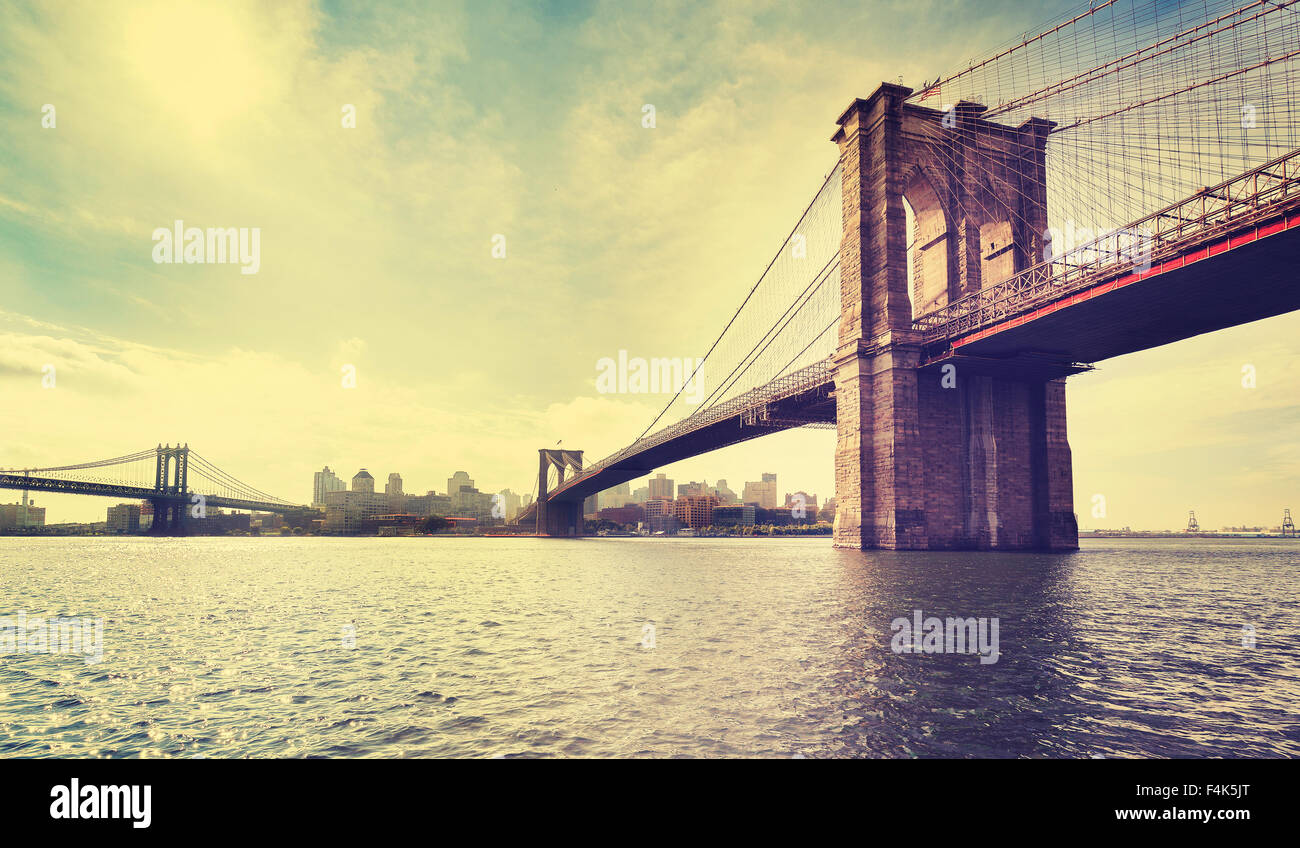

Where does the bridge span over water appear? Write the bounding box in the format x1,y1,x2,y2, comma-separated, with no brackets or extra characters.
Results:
523,0,1300,549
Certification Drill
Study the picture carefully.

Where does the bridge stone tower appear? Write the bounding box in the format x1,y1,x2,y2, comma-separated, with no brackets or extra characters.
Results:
150,443,190,534
831,83,1077,551
536,448,585,537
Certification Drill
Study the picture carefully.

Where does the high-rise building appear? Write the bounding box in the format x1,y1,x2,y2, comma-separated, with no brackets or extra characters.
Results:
677,481,707,498
352,469,375,494
312,466,346,507
447,471,474,497
742,473,778,509
598,481,632,510
632,486,649,504
584,494,599,519
648,473,674,500
497,489,522,522
385,473,406,512
713,479,738,505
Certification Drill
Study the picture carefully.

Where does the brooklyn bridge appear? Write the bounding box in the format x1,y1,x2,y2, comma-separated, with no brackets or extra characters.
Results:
521,0,1300,550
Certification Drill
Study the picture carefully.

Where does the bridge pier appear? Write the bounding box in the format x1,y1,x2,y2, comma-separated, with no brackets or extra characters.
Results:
831,85,1077,551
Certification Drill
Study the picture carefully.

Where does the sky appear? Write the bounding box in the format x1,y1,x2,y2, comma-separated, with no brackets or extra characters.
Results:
1,0,1297,530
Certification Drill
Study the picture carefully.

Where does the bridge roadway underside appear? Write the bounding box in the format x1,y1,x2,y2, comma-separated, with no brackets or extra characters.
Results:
931,220,1300,367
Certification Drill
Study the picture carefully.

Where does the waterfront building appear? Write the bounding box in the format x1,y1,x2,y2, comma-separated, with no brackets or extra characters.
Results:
643,498,677,533
714,504,755,527
0,499,45,530
674,494,719,529
323,488,389,533
106,503,141,533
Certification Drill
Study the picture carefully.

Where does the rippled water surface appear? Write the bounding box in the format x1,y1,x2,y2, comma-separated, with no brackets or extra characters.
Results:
1,536,1297,758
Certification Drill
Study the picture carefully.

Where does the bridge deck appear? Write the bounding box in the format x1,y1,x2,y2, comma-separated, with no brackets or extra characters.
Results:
0,474,305,515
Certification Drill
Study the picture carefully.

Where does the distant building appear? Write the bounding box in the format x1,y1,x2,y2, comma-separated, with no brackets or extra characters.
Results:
674,494,718,529
450,487,495,522
405,491,452,517
677,481,707,498
584,494,599,519
497,489,522,522
352,468,375,494
385,473,405,512
0,499,45,530
598,504,644,525
323,489,388,533
712,479,738,505
632,486,649,504
757,506,794,526
106,503,141,533
447,471,474,497
785,491,819,521
643,498,677,533
742,473,778,509
312,466,346,507
714,504,755,527
253,512,284,532
598,481,632,510
648,473,674,500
